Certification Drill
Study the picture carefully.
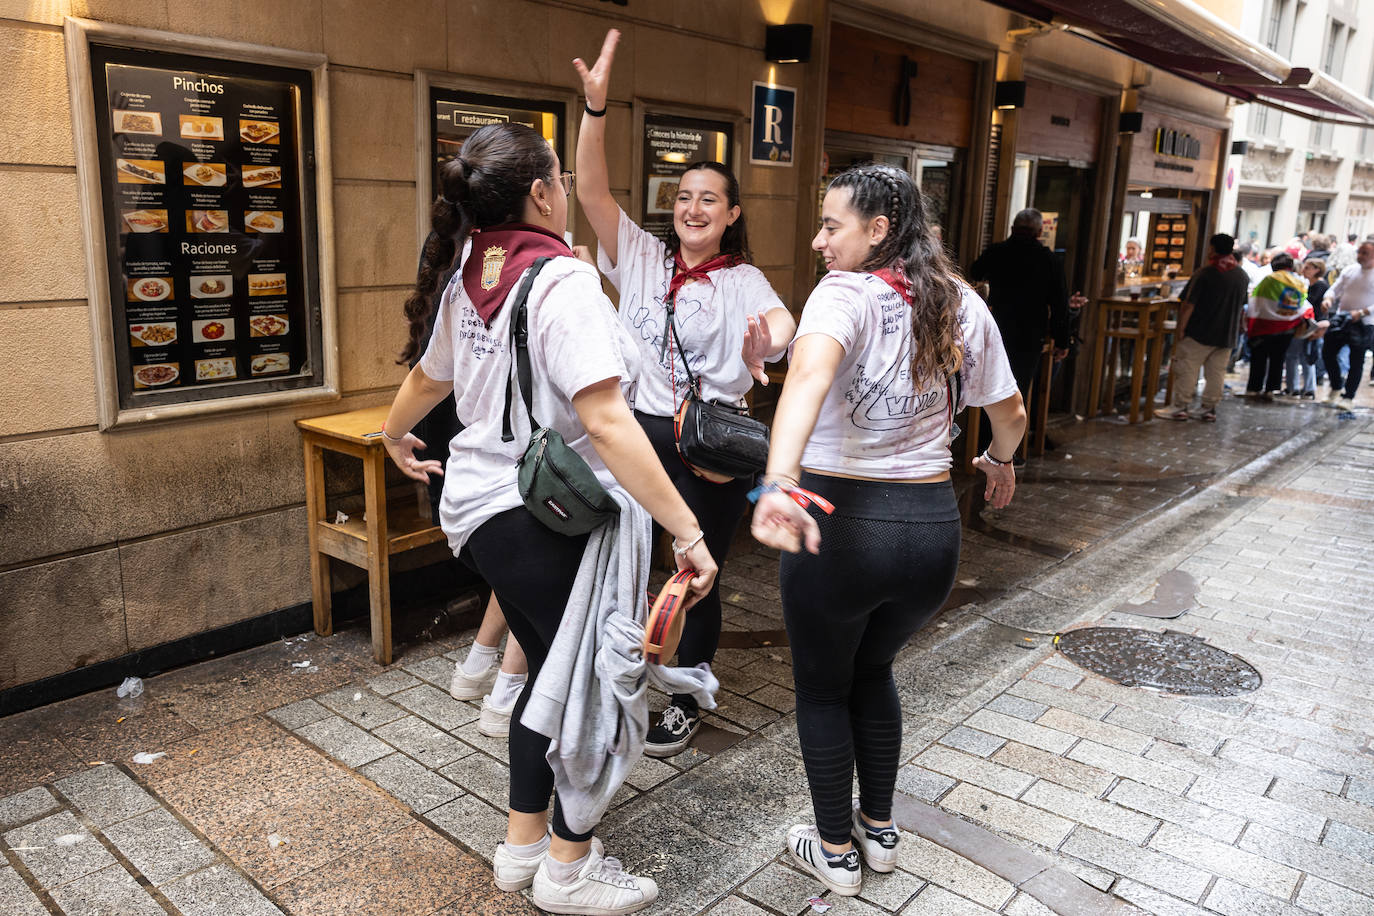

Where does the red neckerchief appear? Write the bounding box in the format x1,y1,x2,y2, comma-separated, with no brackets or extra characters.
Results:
462,223,571,325
1208,252,1239,272
667,250,743,302
872,266,913,304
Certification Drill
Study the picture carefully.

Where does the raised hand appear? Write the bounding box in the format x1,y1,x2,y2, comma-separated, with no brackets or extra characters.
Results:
742,311,773,385
572,28,620,111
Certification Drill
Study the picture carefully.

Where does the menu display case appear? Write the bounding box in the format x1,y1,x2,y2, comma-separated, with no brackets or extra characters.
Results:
66,19,336,429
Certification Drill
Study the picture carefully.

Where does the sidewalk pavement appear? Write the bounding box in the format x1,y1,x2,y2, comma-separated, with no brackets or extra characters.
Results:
2,386,1372,916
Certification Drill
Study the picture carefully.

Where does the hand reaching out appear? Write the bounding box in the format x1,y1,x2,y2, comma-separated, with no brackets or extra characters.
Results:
573,29,620,111
742,311,774,385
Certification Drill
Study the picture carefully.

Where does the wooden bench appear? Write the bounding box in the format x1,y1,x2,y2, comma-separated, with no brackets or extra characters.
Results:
297,405,448,664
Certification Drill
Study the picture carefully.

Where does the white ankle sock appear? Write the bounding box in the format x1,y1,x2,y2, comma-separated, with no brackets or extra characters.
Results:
503,833,548,858
461,642,498,677
545,851,589,886
489,671,527,709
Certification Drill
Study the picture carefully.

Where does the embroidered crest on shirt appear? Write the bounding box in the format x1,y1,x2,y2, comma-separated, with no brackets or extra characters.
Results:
480,245,507,291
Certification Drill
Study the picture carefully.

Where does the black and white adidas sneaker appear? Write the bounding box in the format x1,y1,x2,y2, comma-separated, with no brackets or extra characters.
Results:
786,824,861,896
850,801,899,872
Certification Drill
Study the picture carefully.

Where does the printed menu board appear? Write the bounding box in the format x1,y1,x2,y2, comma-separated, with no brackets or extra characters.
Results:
640,114,733,242
430,88,564,203
89,44,323,409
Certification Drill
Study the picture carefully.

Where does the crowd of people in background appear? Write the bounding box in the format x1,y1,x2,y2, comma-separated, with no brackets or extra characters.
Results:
1162,229,1374,419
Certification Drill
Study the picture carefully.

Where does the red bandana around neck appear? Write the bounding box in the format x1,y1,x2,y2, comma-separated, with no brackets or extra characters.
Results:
667,250,743,302
462,223,572,325
872,266,913,304
1208,252,1239,272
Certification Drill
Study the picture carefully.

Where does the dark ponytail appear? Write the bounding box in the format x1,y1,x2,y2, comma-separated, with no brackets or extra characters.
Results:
662,161,752,266
397,124,557,364
827,164,965,386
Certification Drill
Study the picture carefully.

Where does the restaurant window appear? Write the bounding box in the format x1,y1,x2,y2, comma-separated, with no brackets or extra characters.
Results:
819,134,964,280
414,72,573,250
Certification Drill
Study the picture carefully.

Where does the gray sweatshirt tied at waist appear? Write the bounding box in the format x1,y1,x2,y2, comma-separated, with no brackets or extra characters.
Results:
520,488,719,836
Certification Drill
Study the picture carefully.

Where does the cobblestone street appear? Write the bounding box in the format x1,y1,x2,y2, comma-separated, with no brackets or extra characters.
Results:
3,390,1373,916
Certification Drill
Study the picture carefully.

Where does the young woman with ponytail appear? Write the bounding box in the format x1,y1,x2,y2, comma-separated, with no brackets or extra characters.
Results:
380,122,716,915
751,164,1026,896
574,30,797,756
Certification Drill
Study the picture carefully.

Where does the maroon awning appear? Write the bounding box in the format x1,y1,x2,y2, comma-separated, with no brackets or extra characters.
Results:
987,0,1374,123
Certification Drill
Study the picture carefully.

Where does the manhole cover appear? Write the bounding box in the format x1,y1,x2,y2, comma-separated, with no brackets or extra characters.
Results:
1054,628,1261,696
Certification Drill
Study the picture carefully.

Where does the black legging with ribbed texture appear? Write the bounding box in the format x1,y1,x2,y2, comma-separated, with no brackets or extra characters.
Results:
780,474,962,845
461,507,595,842
636,411,752,708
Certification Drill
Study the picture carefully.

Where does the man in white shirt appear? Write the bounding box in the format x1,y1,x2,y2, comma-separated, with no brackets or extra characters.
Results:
1321,241,1374,404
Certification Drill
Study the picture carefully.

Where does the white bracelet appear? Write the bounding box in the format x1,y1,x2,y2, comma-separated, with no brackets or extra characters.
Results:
980,448,1012,467
380,424,406,444
672,530,705,557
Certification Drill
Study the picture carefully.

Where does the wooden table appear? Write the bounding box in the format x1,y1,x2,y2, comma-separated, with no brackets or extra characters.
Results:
1086,298,1169,424
297,405,448,664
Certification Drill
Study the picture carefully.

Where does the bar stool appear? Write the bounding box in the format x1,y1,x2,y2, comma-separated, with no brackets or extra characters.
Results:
1087,298,1168,424
1153,299,1180,408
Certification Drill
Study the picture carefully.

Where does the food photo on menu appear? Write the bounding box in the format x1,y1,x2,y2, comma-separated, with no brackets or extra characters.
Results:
129,322,177,347
245,210,284,233
189,275,233,299
194,356,237,382
114,110,162,135
247,273,287,297
116,158,165,184
132,362,180,389
127,277,173,302
122,209,169,233
248,313,289,337
183,162,227,186
192,318,234,342
250,352,290,376
242,165,281,188
185,209,230,233
239,119,280,145
178,114,224,140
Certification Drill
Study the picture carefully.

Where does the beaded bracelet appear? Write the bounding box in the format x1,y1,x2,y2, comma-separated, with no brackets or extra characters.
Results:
980,448,1013,467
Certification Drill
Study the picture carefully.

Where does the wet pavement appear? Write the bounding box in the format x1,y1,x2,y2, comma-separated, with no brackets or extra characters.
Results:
3,379,1374,916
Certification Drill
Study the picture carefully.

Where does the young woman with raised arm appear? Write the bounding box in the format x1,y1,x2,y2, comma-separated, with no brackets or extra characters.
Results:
380,122,716,915
751,164,1026,897
573,29,798,757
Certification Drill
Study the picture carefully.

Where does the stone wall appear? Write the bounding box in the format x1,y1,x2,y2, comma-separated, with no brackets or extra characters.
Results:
0,0,826,691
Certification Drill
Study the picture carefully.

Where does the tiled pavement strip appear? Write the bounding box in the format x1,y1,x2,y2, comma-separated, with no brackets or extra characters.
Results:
2,389,1374,915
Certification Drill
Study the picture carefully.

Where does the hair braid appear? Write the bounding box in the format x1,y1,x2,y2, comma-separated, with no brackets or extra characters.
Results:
827,164,965,386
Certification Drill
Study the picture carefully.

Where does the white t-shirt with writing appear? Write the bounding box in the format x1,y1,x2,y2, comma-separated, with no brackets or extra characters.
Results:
419,255,640,554
793,271,1018,479
597,207,785,416
1329,263,1374,325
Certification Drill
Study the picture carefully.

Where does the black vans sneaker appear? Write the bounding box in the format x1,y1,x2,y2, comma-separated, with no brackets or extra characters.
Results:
643,702,700,758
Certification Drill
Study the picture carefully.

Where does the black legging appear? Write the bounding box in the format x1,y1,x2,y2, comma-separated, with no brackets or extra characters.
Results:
780,474,961,845
635,411,752,710
1246,332,1293,394
461,507,595,842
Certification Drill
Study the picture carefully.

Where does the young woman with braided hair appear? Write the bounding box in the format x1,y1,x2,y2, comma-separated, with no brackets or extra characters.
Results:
574,30,797,756
752,164,1026,896
381,122,717,915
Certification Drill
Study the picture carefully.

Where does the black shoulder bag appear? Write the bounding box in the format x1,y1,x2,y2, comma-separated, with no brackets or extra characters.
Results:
666,293,771,482
503,257,620,536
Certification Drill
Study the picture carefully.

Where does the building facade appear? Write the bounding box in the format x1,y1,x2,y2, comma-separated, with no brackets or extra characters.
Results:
2,0,1368,707
1226,0,1374,247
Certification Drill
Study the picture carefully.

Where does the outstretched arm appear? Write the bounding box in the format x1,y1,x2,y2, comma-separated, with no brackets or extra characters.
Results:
573,30,622,266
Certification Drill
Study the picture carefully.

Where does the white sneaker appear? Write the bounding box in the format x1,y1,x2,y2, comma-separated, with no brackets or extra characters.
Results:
850,801,899,873
449,660,498,700
1325,390,1344,406
478,693,516,738
531,846,658,915
492,836,602,893
786,824,861,897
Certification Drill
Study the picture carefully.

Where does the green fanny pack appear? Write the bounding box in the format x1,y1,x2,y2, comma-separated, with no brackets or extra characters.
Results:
502,257,619,537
